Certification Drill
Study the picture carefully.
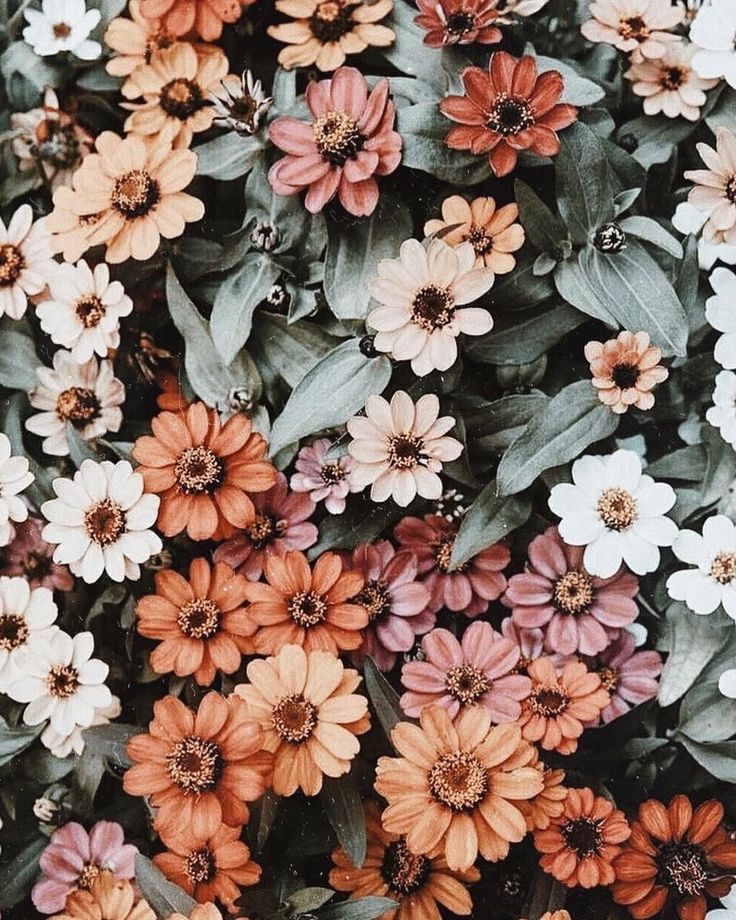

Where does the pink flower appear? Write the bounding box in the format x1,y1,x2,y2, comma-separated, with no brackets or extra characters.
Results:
268,66,402,217
290,438,360,514
500,616,545,670
393,513,509,616
32,820,137,914
345,540,433,671
400,622,531,722
0,517,73,591
586,631,662,724
503,526,639,656
213,472,318,581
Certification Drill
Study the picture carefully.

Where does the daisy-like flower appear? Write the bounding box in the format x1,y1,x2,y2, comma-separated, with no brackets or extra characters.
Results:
138,0,253,40
685,127,736,248
612,796,736,920
706,268,736,369
584,330,669,414
400,622,531,723
209,70,273,134
394,514,509,616
518,755,567,832
548,449,678,578
0,203,55,320
375,705,544,871
43,694,121,759
691,0,736,90
667,514,736,619
440,52,578,178
518,657,610,755
414,0,501,47
586,631,662,723
132,402,277,542
50,872,154,920
46,131,204,264
0,576,57,693
290,438,360,515
330,802,480,920
41,459,162,584
124,693,272,846
501,616,545,671
580,0,684,61
707,371,736,448
268,0,394,72
347,392,463,507
672,201,736,270
32,821,137,915
423,195,525,272
625,43,718,121
244,550,367,655
0,518,73,590
268,66,402,217
0,433,35,548
234,644,370,796
367,238,494,376
23,0,101,60
104,0,175,97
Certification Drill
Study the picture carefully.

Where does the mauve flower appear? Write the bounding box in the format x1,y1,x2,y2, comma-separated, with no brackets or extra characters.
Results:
0,517,73,591
400,621,531,722
290,437,360,515
587,630,663,723
268,66,402,217
393,513,509,616
501,616,545,671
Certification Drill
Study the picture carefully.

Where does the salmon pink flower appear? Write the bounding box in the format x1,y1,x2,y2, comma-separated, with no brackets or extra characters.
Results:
138,0,254,41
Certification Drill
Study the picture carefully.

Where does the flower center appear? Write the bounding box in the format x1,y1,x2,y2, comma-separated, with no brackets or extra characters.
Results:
320,461,345,485
529,685,569,718
727,176,736,204
659,66,686,90
0,614,29,651
167,736,223,794
428,751,489,812
445,10,477,36
112,169,160,219
74,294,106,328
381,838,431,895
272,693,318,743
611,362,640,389
593,222,626,253
84,498,126,546
562,816,604,857
228,94,259,123
597,666,619,694
288,591,328,628
245,513,282,549
0,244,24,287
174,446,223,494
553,570,595,616
77,864,101,890
710,551,736,585
355,579,391,623
185,847,216,884
387,434,423,471
309,0,354,41
444,664,491,705
486,94,534,136
619,15,650,41
46,664,79,699
596,487,638,531
313,111,365,166
177,598,221,639
56,387,100,426
657,843,708,896
465,225,493,256
411,284,456,331
160,78,204,120
53,21,72,37
433,533,466,574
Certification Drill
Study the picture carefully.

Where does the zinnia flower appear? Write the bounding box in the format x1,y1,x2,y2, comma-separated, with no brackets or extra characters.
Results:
50,872,154,920
586,631,662,723
289,437,360,514
625,43,718,121
0,576,58,693
706,268,736,368
0,434,34,549
233,644,370,796
518,756,567,832
0,518,73,591
44,694,121,759
667,514,736,619
501,616,545,671
685,127,736,247
691,0,736,89
585,331,669,415
0,203,55,320
414,0,501,47
440,52,577,178
268,66,402,217
138,0,253,40
23,0,102,60
708,371,736,448
580,0,684,61
104,0,176,97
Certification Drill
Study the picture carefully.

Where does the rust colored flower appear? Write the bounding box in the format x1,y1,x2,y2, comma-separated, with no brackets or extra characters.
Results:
132,402,277,541
51,872,154,920
139,0,254,41
414,0,501,47
585,331,669,415
612,796,736,920
440,51,578,177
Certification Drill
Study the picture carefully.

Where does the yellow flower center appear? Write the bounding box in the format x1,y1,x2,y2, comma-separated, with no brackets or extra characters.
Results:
465,225,493,256
596,487,638,531
387,434,423,471
553,570,595,616
528,684,569,718
433,533,466,574
619,15,650,41
77,864,101,890
597,666,619,694
355,579,391,623
272,693,318,744
313,111,365,166
320,461,345,485
245,513,282,549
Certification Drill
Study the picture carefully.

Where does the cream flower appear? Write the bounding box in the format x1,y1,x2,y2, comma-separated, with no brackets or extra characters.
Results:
0,204,55,320
667,514,736,618
672,202,736,270
23,0,101,59
0,577,58,693
625,42,718,121
0,433,35,547
42,694,121,758
685,126,736,246
706,370,736,447
581,0,684,61
104,0,176,98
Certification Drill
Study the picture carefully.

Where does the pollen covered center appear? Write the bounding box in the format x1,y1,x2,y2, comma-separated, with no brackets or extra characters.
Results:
444,664,491,705
84,498,126,546
313,110,365,166
167,735,223,794
553,570,595,616
174,446,224,495
272,693,318,743
428,751,489,812
596,487,638,531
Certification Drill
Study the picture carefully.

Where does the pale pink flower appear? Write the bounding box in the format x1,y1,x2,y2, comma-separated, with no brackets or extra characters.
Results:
501,616,545,671
0,517,73,591
581,0,684,61
290,437,360,515
625,42,717,121
685,126,736,246
585,631,662,723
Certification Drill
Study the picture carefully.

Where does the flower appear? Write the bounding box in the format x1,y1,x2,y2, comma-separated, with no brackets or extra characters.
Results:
212,473,318,581
209,70,273,134
691,0,736,89
104,0,176,97
32,821,137,914
707,890,736,920
423,195,525,272
23,0,102,60
0,576,58,693
518,756,567,832
393,514,509,616
168,907,223,920
131,402,277,542
124,693,272,845
496,0,549,17
548,449,678,578
586,631,662,723
243,550,367,655
0,518,73,590
46,131,204,263
136,558,255,686
517,657,610,754
706,268,736,368
440,52,577,178
138,0,252,40
672,202,736,270
612,796,736,920
400,622,531,723
268,66,402,217
0,203,55,320
367,238,494,376
153,824,260,911
268,0,394,72
585,331,669,414
0,433,35,547
347,392,463,507
580,0,684,61
667,514,736,619
501,616,545,670
625,43,718,121
50,872,154,920
329,802,479,920
289,438,360,514
685,127,736,248
502,525,639,656
375,705,543,871
414,0,501,47
43,694,121,759
534,787,631,888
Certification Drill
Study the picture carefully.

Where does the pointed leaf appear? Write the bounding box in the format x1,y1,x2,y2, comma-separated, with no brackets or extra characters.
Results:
135,854,197,918
364,656,406,739
555,122,614,245
321,773,367,868
451,478,531,566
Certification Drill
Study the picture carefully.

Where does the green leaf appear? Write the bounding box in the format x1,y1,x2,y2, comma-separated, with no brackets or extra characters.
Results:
647,445,707,482
364,657,406,739
379,0,449,91
82,723,144,768
680,737,736,784
286,888,335,913
553,255,617,324
0,836,46,910
308,497,403,559
535,55,605,105
195,132,265,180
135,854,197,918
451,478,531,567
677,681,736,743
701,425,736,507
618,216,683,258
0,718,42,768
617,114,696,169
555,122,614,245
464,393,549,453
66,422,99,468
250,313,338,389
321,773,367,868
487,251,555,310
677,235,701,324
0,317,38,391
514,180,567,254
318,897,399,920
465,303,584,365
211,252,280,364
250,790,280,854
71,747,106,816
658,602,729,707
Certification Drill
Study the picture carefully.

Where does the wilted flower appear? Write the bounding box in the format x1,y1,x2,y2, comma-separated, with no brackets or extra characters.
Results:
209,70,273,134
414,0,501,47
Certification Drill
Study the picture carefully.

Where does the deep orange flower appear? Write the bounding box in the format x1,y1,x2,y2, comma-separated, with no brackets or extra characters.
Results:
132,402,277,541
244,550,368,655
585,330,669,415
139,0,253,41
52,872,154,920
612,796,736,920
518,755,567,832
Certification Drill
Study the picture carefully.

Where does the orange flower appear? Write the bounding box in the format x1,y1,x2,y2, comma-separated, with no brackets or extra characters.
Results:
132,402,277,541
535,787,631,888
244,550,368,655
517,658,609,755
139,0,253,41
329,802,479,920
136,558,255,686
374,704,543,872
104,0,176,97
168,907,223,920
584,331,669,415
51,872,154,920
155,368,189,412
233,643,369,795
153,824,260,912
124,692,272,846
518,756,567,832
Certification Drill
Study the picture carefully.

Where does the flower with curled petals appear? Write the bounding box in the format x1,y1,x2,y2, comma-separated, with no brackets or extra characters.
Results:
414,0,501,48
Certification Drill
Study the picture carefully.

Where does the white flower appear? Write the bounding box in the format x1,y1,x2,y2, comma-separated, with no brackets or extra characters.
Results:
7,629,112,736
368,238,494,377
705,267,736,368
0,204,55,320
691,0,736,88
41,459,161,583
23,0,101,60
0,433,35,548
707,888,736,920
0,577,58,692
41,693,121,758
667,514,736,617
548,448,678,578
209,70,273,134
706,370,736,447
36,260,133,363
718,667,736,699
672,202,736,270
26,350,125,457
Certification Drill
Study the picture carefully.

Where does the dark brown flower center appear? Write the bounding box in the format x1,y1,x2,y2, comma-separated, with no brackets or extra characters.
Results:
245,513,282,549
288,591,328,628
185,847,216,884
355,579,391,623
596,487,638,531
160,78,204,120
77,864,101,890
0,614,29,651
74,295,106,328
428,751,489,812
445,11,477,36
320,461,345,485
659,66,686,90
174,446,223,494
486,94,534,136
387,434,423,471
272,693,318,743
381,838,431,895
178,598,221,639
597,666,619,694
309,0,354,42
35,121,81,168
313,111,365,166
553,570,595,616
0,244,24,287
711,551,736,585
529,685,569,718
657,843,708,896
46,664,79,698
465,225,493,256
53,21,72,37
167,736,223,794
84,498,126,546
562,816,604,857
727,176,736,204
433,533,466,574
411,284,455,331
112,169,160,219
445,664,491,705
56,387,100,426
619,15,650,41
611,362,640,389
